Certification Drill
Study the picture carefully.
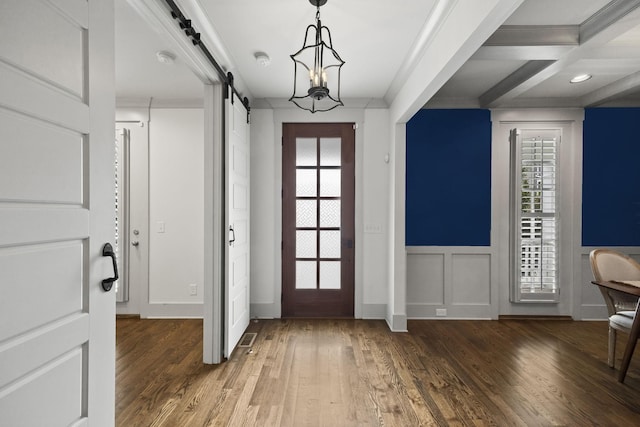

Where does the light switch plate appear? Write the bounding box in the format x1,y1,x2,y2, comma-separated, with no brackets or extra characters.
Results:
364,223,382,234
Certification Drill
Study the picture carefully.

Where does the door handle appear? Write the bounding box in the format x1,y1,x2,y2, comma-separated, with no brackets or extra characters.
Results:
102,243,119,292
131,241,139,246
229,226,236,246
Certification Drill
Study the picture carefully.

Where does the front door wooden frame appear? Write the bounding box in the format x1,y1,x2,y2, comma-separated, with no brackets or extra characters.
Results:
282,122,355,317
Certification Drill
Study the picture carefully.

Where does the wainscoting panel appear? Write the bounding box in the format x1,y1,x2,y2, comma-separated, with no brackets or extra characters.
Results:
407,253,444,305
451,254,491,305
407,247,494,319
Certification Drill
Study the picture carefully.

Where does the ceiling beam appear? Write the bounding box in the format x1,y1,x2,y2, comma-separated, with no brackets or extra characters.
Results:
471,45,574,61
478,0,640,108
384,0,457,107
582,70,640,106
479,60,554,107
483,25,579,46
580,0,640,43
389,0,525,123
478,25,579,107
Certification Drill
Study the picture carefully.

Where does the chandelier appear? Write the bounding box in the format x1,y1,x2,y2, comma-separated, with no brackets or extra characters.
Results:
289,0,344,113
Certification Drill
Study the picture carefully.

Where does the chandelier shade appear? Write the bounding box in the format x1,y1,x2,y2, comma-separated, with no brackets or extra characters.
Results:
289,0,344,113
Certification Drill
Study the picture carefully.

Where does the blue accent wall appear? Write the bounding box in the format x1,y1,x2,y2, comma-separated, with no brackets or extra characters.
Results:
406,109,491,246
583,108,640,246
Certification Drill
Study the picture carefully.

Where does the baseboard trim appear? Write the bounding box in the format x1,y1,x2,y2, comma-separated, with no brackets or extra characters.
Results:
498,315,573,321
251,303,386,320
362,304,387,319
250,303,279,319
115,314,140,319
579,304,608,321
141,303,203,319
386,313,408,332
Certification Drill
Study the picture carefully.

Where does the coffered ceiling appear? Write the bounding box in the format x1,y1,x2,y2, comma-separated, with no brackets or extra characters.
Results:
427,0,640,108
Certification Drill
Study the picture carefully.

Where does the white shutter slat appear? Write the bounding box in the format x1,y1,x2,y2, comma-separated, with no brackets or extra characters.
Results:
512,131,560,300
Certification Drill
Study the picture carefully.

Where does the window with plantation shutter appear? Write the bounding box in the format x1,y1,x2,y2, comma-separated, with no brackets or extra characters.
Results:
510,129,560,302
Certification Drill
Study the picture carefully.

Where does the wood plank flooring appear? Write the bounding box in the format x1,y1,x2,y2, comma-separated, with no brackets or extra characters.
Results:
116,318,640,426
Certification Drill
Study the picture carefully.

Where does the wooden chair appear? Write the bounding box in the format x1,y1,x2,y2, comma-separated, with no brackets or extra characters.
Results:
590,249,640,368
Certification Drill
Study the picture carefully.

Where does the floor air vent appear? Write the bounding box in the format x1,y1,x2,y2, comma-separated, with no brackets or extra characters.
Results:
238,332,257,348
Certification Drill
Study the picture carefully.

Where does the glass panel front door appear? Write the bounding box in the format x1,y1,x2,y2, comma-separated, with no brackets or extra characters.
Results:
295,137,342,290
282,123,355,317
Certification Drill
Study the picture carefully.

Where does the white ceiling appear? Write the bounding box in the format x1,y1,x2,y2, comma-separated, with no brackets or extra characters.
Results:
200,0,437,101
115,0,640,110
115,0,204,104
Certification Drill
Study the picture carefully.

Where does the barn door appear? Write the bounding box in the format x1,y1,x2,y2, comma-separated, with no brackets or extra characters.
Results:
224,96,250,357
0,0,115,424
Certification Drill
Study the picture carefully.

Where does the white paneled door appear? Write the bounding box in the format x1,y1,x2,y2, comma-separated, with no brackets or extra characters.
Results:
0,0,115,425
224,97,250,358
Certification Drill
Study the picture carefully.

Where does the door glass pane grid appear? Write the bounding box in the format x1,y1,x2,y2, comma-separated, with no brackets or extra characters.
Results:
296,230,317,258
320,230,340,258
320,169,341,197
320,261,341,289
296,138,317,166
296,261,317,289
320,138,341,166
296,169,316,197
295,136,342,290
296,200,317,227
320,200,340,227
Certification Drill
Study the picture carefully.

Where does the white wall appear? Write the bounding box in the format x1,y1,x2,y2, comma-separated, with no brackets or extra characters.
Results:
249,107,391,319
362,109,391,317
249,109,276,315
148,108,204,315
387,124,408,331
116,106,205,318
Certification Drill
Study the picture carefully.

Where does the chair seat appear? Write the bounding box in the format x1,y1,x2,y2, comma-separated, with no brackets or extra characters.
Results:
610,311,635,329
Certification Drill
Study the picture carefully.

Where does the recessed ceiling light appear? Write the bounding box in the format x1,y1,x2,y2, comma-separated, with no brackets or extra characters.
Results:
254,52,271,67
570,74,592,83
156,50,176,65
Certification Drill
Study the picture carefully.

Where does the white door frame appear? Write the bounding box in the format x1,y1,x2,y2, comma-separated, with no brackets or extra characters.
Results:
204,83,225,363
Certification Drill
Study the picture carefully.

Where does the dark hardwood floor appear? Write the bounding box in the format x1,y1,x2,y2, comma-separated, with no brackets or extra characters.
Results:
116,317,640,426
